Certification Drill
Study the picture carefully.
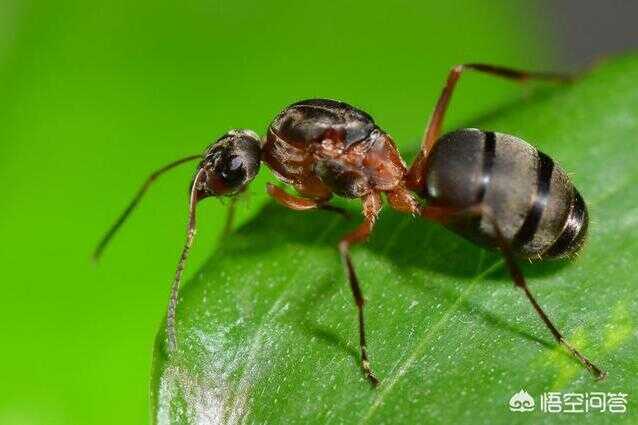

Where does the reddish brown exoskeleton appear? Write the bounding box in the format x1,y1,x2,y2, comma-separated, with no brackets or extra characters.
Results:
95,64,606,386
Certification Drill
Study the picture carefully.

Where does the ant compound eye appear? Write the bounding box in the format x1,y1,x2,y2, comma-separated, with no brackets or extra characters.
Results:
219,155,246,188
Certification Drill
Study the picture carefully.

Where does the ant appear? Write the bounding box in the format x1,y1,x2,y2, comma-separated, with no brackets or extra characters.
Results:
95,63,607,386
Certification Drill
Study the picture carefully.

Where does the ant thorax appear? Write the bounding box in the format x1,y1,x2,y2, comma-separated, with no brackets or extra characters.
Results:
264,99,407,198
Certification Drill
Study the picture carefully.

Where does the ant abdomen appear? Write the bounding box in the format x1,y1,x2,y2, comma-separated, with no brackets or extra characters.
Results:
422,128,588,260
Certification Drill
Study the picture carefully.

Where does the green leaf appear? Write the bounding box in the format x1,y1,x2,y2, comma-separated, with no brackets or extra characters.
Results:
152,56,638,424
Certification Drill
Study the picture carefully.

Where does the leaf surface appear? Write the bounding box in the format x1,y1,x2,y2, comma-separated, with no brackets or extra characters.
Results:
152,56,638,424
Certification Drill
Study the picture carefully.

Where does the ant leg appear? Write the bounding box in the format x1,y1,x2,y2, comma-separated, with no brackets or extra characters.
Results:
318,203,351,219
406,64,571,191
386,185,420,215
339,192,382,386
220,196,238,239
421,203,607,380
266,183,349,218
483,209,607,380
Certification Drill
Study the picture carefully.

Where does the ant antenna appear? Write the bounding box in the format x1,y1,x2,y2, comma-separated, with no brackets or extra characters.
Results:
93,155,201,261
166,167,206,352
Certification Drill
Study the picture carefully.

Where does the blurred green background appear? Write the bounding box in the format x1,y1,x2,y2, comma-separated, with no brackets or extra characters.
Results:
0,1,566,424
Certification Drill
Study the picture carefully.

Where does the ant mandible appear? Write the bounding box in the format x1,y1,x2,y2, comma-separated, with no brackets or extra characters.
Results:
95,63,607,386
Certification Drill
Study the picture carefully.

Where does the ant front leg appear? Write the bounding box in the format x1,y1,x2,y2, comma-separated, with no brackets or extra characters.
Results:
266,183,350,219
406,64,571,191
220,196,238,239
339,191,382,386
421,204,607,380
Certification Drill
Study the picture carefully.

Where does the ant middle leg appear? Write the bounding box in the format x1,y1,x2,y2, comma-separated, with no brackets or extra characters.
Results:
338,191,382,386
406,64,571,191
266,182,350,218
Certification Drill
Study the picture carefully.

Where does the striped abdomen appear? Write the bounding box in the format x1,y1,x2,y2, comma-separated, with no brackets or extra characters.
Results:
421,128,588,259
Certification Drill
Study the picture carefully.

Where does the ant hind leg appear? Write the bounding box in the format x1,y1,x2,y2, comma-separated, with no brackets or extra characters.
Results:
420,203,607,380
406,64,571,191
481,207,607,380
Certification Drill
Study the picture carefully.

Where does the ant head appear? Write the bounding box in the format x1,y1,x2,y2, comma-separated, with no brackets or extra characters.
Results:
93,129,261,263
194,129,262,198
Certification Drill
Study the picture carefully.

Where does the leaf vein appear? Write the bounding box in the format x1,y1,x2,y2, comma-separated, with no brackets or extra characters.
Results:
360,259,504,424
